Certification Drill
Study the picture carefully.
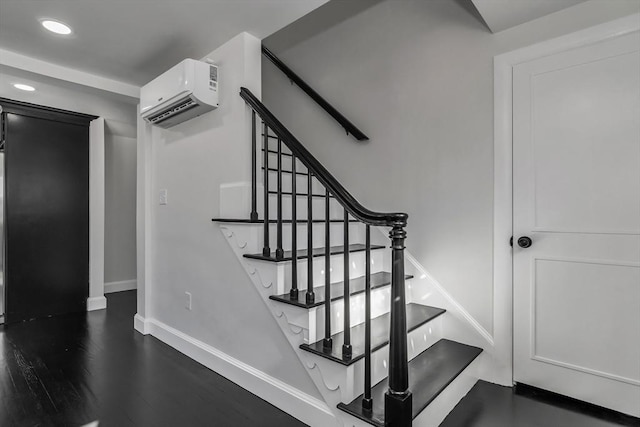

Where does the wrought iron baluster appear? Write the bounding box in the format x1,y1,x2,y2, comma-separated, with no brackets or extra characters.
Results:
306,173,315,305
250,110,258,221
363,225,372,411
323,189,332,349
290,156,298,299
342,208,352,359
262,123,270,257
275,138,284,260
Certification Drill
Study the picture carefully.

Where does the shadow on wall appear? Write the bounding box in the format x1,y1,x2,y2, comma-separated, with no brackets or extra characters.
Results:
452,0,492,31
265,0,386,52
265,0,492,53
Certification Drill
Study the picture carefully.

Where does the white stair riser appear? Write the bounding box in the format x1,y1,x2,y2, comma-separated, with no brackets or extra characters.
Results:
273,283,393,344
247,250,386,294
302,315,444,404
262,222,366,254
225,222,371,256
282,249,385,290
273,279,413,345
313,287,392,339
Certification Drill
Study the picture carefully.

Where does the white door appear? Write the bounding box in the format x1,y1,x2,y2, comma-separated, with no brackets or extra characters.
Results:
513,30,640,417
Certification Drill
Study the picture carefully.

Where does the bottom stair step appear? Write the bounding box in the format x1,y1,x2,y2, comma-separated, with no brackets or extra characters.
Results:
337,339,483,427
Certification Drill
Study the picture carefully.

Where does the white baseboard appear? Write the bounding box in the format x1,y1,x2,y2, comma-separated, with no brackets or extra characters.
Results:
134,313,150,335
105,279,137,294
87,296,107,311
144,317,336,427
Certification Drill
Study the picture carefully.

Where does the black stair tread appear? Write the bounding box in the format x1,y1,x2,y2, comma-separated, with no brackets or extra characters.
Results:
337,339,483,426
300,304,446,366
244,243,385,262
269,272,414,309
212,218,359,224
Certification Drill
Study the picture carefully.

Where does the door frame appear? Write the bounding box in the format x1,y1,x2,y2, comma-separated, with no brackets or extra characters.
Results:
492,13,640,386
0,98,107,315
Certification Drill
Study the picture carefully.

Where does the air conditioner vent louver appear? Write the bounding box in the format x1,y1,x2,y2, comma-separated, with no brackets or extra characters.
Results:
140,59,219,128
148,97,199,124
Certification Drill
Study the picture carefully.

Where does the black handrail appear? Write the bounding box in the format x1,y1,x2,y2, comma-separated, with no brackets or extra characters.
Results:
240,87,407,228
262,46,369,142
244,86,411,426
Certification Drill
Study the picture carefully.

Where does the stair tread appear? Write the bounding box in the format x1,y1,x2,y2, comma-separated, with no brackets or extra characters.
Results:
212,218,359,224
244,243,385,262
337,339,483,426
300,303,446,366
269,272,414,309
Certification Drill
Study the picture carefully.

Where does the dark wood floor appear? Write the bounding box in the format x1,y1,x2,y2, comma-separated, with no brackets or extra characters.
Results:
0,291,307,427
2,290,638,427
441,380,640,427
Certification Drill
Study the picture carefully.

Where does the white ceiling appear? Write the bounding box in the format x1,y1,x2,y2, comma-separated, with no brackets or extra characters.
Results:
0,0,329,88
471,0,588,33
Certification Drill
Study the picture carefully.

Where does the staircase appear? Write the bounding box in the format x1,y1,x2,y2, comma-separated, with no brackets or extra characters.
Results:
212,86,484,426
214,88,482,427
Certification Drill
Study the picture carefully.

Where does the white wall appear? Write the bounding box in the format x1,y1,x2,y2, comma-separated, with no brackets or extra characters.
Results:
0,66,139,288
140,32,321,399
262,0,640,336
105,133,137,283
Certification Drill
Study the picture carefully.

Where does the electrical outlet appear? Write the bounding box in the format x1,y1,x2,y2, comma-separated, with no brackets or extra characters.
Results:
185,292,192,310
159,189,168,205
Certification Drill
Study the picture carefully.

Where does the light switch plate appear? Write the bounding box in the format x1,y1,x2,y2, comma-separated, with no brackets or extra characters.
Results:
159,189,168,205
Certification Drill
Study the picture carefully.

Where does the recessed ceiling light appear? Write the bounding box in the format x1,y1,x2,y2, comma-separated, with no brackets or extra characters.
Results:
41,19,72,35
13,83,36,92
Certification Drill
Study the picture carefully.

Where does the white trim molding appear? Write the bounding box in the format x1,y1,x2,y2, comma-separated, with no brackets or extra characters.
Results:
135,115,154,324
134,314,150,335
87,296,107,311
105,279,137,294
493,13,640,387
137,317,336,427
89,118,107,311
0,48,140,99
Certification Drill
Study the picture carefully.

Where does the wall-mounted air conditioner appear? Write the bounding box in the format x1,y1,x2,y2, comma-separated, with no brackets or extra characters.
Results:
140,59,219,128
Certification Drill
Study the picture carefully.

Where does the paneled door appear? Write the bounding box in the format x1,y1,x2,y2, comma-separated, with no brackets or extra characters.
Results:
513,31,640,416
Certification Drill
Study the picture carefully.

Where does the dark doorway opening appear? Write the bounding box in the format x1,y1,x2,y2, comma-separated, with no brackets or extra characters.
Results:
0,98,97,324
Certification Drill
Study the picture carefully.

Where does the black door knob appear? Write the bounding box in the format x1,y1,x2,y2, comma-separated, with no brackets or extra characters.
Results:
517,236,532,248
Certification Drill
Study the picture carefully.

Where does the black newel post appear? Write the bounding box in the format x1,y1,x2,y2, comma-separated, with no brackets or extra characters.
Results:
385,224,412,427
